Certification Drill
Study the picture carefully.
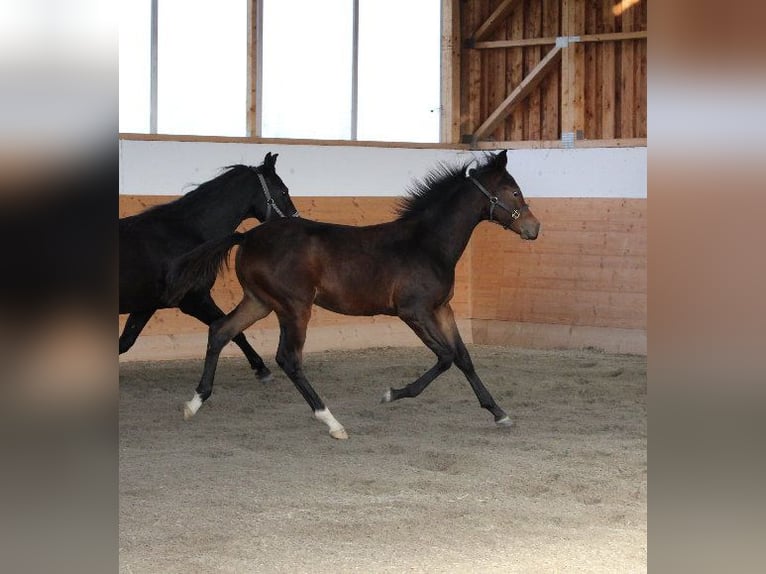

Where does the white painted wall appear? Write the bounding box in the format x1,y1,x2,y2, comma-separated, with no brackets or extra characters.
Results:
119,139,646,199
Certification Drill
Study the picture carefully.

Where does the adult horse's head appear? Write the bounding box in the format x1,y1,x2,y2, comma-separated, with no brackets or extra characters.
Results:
248,152,299,221
468,150,540,240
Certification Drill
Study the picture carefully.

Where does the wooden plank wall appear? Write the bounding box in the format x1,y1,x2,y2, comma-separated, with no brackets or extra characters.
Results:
471,198,645,322
461,0,647,142
119,195,645,357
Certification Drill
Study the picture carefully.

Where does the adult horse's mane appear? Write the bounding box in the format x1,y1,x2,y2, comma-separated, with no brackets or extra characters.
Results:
142,165,256,218
395,153,500,220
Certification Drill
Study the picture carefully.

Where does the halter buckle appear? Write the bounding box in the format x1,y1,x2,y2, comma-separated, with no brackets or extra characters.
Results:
512,209,521,220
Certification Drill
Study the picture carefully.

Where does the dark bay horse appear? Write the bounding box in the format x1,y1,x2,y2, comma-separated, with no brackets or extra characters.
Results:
168,150,539,438
119,152,298,381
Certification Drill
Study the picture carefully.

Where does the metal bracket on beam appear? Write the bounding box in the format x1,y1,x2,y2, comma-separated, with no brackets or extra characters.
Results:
561,130,584,148
555,35,581,48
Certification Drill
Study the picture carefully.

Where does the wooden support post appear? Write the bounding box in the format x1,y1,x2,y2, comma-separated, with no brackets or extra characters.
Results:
620,1,636,138
601,0,616,139
246,0,262,137
440,0,461,143
462,0,483,141
560,0,585,143
540,0,559,141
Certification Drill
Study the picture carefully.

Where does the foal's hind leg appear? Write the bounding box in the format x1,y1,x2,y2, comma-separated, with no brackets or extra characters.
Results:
178,292,272,382
119,310,155,354
275,309,347,440
183,295,272,419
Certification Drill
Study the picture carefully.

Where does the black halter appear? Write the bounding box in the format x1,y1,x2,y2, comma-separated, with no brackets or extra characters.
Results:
467,173,523,223
256,172,299,219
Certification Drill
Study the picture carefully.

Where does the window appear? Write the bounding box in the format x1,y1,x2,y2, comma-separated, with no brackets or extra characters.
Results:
119,0,150,133
357,0,440,142
261,0,352,139
118,0,441,142
157,0,246,136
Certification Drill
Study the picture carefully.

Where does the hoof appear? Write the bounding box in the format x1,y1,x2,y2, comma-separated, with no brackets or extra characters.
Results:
330,428,349,440
183,393,203,420
495,415,513,427
380,388,393,403
257,372,274,384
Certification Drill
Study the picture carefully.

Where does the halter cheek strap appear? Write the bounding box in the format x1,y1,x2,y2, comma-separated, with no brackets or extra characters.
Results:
468,175,522,222
257,172,289,219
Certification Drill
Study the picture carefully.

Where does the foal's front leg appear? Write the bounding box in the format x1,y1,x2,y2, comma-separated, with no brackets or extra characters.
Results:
183,295,271,419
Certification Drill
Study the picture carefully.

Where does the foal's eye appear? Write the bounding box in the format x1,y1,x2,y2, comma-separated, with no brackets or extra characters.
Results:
513,191,519,197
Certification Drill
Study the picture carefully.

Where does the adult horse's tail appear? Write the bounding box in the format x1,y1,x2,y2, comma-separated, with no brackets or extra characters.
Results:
164,233,245,305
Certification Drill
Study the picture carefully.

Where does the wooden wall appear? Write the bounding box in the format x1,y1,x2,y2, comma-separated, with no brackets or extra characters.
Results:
119,195,645,360
456,0,647,144
470,197,645,352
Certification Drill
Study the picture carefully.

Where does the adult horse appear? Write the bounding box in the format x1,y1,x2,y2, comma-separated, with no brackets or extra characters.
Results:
119,152,298,381
168,150,539,438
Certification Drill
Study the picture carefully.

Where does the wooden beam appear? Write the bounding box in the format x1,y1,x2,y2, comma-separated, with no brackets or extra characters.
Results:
473,31,647,50
470,0,523,44
475,37,557,49
579,31,647,43
440,0,461,143
471,44,562,143
473,137,646,149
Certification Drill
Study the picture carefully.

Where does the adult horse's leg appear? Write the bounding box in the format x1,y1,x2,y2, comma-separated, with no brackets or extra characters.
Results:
183,295,272,419
178,292,272,382
383,305,510,426
119,310,155,354
275,308,347,440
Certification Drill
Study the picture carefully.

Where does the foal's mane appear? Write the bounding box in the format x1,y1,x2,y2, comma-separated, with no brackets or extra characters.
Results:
395,153,499,220
143,164,258,217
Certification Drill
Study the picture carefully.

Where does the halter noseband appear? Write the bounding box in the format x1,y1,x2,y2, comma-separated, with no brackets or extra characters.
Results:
468,172,522,223
257,172,298,220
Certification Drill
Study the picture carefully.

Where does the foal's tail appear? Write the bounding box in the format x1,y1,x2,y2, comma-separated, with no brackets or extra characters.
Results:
164,232,246,305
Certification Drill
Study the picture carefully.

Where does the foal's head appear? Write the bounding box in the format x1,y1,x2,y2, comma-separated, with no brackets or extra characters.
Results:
468,150,540,240
248,152,299,221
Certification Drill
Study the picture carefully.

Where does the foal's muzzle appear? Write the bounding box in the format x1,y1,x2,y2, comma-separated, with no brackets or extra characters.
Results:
520,221,540,240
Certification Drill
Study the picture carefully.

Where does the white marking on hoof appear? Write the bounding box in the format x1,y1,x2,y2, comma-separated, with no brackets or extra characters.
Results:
258,373,273,384
495,415,513,427
330,427,349,440
314,408,348,440
184,393,203,420
381,389,393,403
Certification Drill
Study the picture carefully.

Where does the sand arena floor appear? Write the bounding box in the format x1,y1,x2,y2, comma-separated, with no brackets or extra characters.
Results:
120,345,646,573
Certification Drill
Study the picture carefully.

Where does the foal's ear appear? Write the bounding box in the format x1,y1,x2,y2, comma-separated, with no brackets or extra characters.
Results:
495,149,508,167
